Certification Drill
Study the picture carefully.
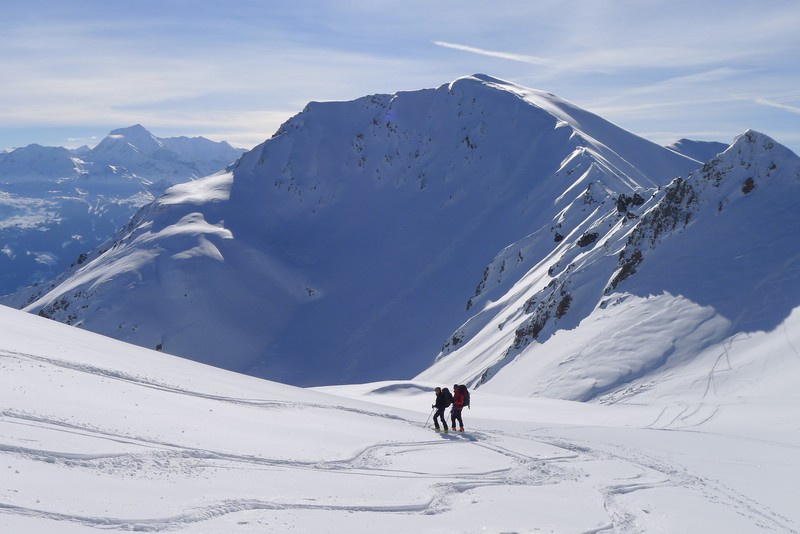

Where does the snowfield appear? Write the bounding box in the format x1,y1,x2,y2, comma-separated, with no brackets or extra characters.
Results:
2,304,798,533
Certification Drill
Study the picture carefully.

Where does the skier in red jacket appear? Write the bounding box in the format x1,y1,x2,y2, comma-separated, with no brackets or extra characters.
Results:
450,384,469,432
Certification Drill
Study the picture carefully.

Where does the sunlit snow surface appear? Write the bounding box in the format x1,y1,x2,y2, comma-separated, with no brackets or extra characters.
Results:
2,304,798,533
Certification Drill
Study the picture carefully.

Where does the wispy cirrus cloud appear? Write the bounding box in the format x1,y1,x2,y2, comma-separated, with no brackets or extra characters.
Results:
433,41,556,67
754,98,800,115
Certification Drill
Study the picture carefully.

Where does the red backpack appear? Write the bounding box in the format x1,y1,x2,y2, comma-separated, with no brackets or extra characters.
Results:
460,384,470,407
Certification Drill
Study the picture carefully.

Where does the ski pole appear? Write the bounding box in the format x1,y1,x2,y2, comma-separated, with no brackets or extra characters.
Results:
424,407,434,426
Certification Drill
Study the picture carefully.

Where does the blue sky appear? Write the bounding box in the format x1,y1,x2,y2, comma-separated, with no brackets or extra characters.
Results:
1,0,799,154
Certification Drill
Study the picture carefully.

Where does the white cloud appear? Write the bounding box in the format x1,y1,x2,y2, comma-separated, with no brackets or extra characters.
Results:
432,41,555,67
754,98,800,115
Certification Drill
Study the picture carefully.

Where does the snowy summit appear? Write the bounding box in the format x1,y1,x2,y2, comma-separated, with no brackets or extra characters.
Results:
6,74,702,386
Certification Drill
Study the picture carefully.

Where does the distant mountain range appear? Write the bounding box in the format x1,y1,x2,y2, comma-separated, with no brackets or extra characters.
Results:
4,75,798,400
0,126,244,293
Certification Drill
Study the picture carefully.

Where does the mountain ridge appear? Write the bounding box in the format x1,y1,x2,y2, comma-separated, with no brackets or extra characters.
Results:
419,128,800,402
4,75,708,387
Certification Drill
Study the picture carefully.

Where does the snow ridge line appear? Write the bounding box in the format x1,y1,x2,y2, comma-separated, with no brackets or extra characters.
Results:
0,348,285,407
0,349,407,422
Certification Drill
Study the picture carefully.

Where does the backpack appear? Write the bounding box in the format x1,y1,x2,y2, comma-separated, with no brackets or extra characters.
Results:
441,388,453,407
460,385,470,407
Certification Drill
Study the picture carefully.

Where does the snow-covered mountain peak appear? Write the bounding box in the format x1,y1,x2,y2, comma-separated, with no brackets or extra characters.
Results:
90,124,166,163
611,132,799,288
420,129,800,402
7,75,705,387
709,129,800,188
643,129,800,229
238,74,696,208
105,123,164,150
447,74,696,189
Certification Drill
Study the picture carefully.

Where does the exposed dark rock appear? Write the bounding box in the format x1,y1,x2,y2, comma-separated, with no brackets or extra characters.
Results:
577,232,599,247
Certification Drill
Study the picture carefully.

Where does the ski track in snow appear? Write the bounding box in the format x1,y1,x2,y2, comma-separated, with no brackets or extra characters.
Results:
0,418,568,531
540,435,799,534
2,348,796,533
0,411,569,531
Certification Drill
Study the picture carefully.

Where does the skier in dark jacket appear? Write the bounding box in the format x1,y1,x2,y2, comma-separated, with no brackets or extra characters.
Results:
451,384,467,432
432,387,452,432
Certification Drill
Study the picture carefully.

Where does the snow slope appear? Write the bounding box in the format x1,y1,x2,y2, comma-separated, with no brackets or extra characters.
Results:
6,75,701,386
1,303,799,533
